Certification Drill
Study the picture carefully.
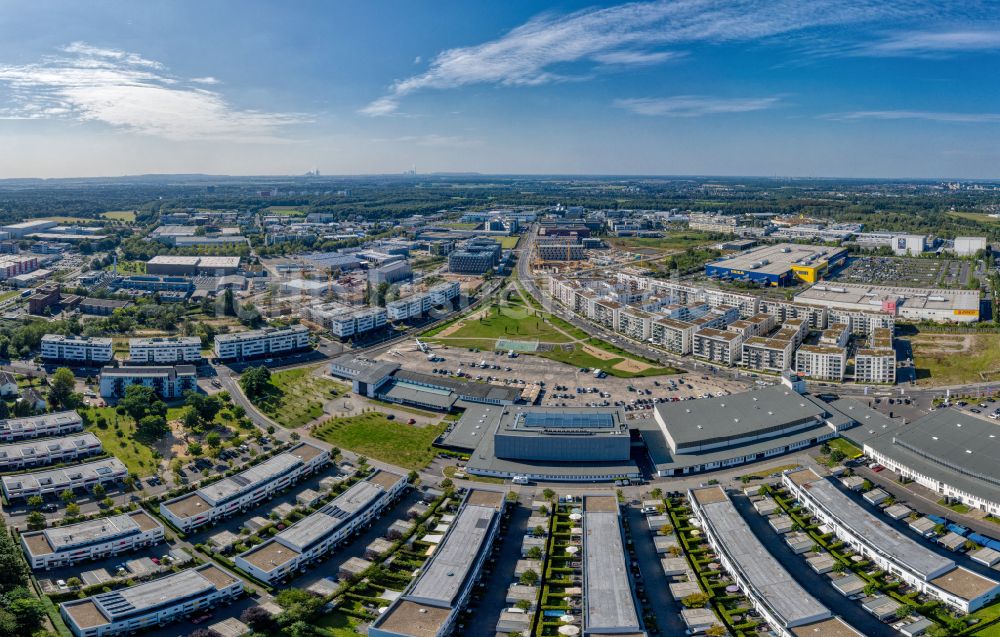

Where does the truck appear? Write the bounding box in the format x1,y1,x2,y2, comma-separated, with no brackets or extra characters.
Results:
593,369,605,379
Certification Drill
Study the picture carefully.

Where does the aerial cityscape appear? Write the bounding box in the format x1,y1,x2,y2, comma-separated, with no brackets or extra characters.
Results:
3,2,1000,637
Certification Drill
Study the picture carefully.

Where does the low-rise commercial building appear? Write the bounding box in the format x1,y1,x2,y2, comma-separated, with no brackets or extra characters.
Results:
41,335,114,364
0,432,102,472
236,471,406,583
21,510,164,570
2,457,128,501
128,337,202,364
0,411,83,442
60,564,243,637
160,443,329,532
784,468,1000,612
98,365,197,399
370,489,506,637
705,243,848,286
146,255,241,276
794,283,980,324
213,325,310,360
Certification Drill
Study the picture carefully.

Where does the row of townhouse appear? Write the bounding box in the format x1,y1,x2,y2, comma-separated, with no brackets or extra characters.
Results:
21,510,164,570
212,325,310,360
159,442,330,532
386,281,461,321
2,457,129,501
0,410,83,442
60,564,243,637
0,432,102,472
784,469,1000,613
235,470,407,583
302,303,388,338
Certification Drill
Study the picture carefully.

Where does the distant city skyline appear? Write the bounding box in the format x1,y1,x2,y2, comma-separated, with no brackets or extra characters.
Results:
2,1,1000,178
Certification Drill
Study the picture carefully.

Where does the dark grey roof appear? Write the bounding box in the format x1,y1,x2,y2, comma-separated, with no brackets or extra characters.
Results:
380,381,457,410
391,369,521,403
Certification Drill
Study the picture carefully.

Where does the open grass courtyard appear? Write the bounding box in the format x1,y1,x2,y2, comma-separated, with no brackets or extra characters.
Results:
312,412,445,470
252,366,348,429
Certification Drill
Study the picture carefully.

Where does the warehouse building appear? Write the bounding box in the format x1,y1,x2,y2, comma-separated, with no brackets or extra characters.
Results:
41,335,114,364
160,442,329,532
1,219,57,238
785,468,1000,612
952,236,988,256
60,564,243,637
146,255,241,276
370,489,505,637
705,243,848,286
213,325,310,360
98,365,198,399
0,411,83,442
128,336,202,364
0,432,102,472
236,470,406,583
2,457,128,501
795,283,980,323
21,510,164,570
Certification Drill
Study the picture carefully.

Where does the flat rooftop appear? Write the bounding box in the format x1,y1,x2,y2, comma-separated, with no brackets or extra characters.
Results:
0,432,100,463
63,600,107,630
584,507,643,633
790,618,863,637
193,443,323,507
709,243,846,276
372,599,452,637
26,511,161,557
692,486,830,628
795,282,979,312
787,470,955,579
239,539,302,572
2,457,127,492
930,567,1000,602
0,410,83,438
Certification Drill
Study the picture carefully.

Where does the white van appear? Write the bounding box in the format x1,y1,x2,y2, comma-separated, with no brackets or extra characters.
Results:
512,476,530,485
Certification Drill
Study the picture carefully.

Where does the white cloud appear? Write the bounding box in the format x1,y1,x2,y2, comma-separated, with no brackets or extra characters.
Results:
0,43,305,141
360,0,954,116
413,55,422,65
615,95,781,116
393,134,482,148
824,110,1000,123
863,30,1000,56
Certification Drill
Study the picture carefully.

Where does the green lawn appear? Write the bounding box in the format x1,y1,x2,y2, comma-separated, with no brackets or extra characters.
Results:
912,333,1000,385
608,232,719,252
252,367,348,429
266,205,308,216
441,305,573,343
104,260,146,274
826,437,863,459
540,344,680,378
313,413,445,470
499,235,520,249
0,290,20,303
81,406,160,476
101,210,137,222
315,612,362,636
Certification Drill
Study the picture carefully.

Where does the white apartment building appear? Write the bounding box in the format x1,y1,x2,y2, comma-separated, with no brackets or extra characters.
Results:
21,510,164,570
386,281,460,321
128,336,202,363
726,313,776,340
236,471,406,583
617,306,653,341
741,336,795,373
213,325,310,360
819,323,850,348
60,564,243,637
795,345,846,382
856,349,896,384
302,303,388,338
0,411,83,442
160,443,330,531
0,432,102,472
41,335,113,364
98,365,197,399
693,329,743,366
651,318,695,355
2,458,128,501
826,308,895,335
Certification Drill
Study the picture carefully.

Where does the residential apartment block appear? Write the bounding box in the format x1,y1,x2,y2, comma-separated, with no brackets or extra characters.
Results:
41,335,114,364
0,432,102,472
385,281,460,321
98,365,197,399
0,411,83,442
794,345,846,382
213,325,311,360
301,303,388,339
128,336,202,364
160,443,329,532
21,510,164,570
2,458,128,501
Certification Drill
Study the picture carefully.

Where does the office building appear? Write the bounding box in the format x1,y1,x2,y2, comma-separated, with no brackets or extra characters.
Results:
159,443,329,532
128,337,202,364
213,325,310,360
41,335,114,364
98,365,197,399
0,432,102,472
2,458,128,501
302,303,388,339
60,564,243,637
385,281,460,321
236,471,406,583
448,238,501,274
537,243,586,261
21,510,164,570
370,489,505,637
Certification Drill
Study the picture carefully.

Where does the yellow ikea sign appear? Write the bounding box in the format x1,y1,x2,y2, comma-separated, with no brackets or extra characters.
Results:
954,309,979,316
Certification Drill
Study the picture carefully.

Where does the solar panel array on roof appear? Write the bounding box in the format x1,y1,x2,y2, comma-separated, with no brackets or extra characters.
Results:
521,412,614,430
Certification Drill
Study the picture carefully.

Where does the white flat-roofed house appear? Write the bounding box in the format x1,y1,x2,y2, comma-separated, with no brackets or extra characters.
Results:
41,335,113,364
60,564,243,637
235,471,406,583
303,304,388,339
21,510,164,570
160,443,330,532
2,458,128,501
0,411,83,442
213,325,311,360
0,432,102,471
128,337,202,363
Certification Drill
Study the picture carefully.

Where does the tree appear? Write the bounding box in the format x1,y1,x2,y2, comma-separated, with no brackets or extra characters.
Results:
48,367,77,409
527,546,543,559
136,415,169,441
275,589,325,626
705,625,727,637
0,588,46,637
65,502,80,517
91,483,106,498
182,406,202,431
206,432,222,448
25,512,46,530
519,569,539,585
681,592,709,608
240,366,272,399
26,495,43,510
119,385,159,422
188,442,203,456
829,449,846,463
542,488,555,501
65,577,81,589
59,489,75,505
240,606,278,633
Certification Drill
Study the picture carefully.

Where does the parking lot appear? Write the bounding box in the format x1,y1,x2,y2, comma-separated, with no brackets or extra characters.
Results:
831,256,971,287
379,343,748,415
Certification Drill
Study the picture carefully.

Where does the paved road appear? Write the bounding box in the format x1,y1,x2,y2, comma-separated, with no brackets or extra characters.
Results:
729,492,898,637
625,504,686,636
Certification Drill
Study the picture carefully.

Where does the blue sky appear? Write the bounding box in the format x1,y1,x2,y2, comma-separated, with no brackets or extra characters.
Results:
2,0,1000,178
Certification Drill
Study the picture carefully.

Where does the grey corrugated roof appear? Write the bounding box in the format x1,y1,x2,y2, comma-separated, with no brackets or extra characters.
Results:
584,510,644,633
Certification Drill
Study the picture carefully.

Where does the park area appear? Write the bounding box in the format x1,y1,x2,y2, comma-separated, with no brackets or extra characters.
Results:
910,332,1000,385
252,366,348,429
312,412,445,470
80,406,161,476
100,210,137,222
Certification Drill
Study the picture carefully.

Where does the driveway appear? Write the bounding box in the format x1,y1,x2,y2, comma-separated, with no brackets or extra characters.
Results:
625,504,686,636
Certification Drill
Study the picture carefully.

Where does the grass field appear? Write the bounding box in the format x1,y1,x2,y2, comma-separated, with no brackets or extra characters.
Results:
912,333,1000,385
607,232,719,252
104,260,146,274
541,344,679,378
252,367,348,428
313,413,445,470
37,216,95,224
826,437,863,458
266,205,308,216
499,235,520,249
81,406,160,476
0,290,20,303
947,210,1000,226
101,210,137,222
439,304,573,343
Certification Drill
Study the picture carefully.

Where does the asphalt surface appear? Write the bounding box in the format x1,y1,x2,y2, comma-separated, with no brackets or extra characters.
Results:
625,504,686,636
